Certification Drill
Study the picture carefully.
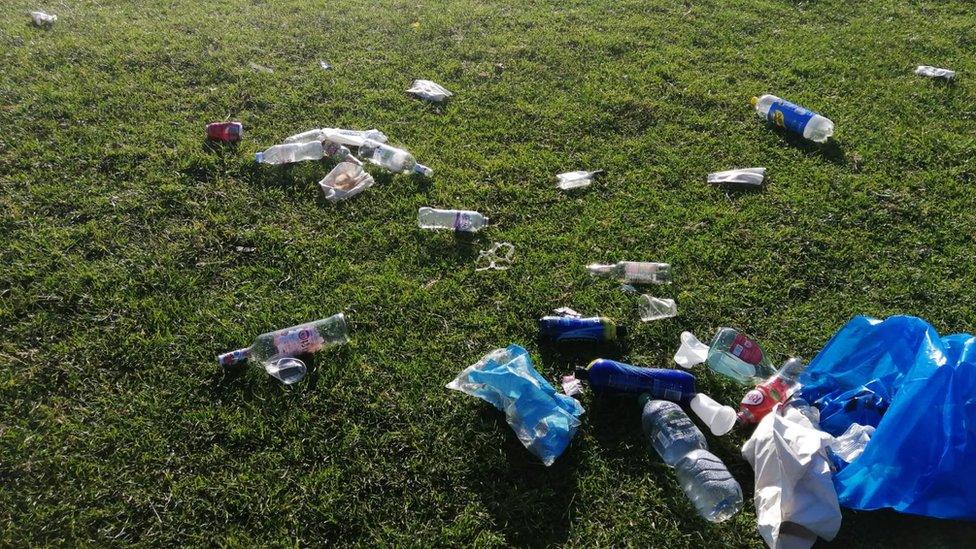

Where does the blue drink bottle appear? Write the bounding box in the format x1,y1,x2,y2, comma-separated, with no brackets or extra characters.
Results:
575,359,696,402
538,316,626,343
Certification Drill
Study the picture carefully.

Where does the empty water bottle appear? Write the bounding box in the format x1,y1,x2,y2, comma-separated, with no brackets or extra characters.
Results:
707,327,776,384
418,207,488,232
360,139,432,176
217,313,350,384
752,94,834,143
639,396,743,522
284,128,388,147
586,261,671,284
255,141,352,165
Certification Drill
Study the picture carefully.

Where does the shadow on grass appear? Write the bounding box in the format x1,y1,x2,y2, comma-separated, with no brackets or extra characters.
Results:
466,407,580,548
826,508,976,547
414,231,483,267
766,126,846,166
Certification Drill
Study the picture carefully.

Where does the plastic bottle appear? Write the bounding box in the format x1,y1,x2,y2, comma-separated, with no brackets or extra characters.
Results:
752,94,834,143
360,139,432,176
738,357,807,424
706,327,776,384
255,141,352,164
417,207,488,233
217,313,349,384
206,121,243,143
575,359,696,401
538,316,626,343
639,396,743,522
586,261,671,284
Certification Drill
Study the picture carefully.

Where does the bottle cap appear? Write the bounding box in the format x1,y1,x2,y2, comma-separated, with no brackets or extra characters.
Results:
255,152,264,163
750,96,759,106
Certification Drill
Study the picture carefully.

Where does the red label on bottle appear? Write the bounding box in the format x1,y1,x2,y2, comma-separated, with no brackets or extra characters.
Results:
739,378,793,424
274,327,324,356
730,333,762,365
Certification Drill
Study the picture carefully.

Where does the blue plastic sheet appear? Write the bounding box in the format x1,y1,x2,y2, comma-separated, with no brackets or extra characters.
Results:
798,315,976,520
447,344,584,466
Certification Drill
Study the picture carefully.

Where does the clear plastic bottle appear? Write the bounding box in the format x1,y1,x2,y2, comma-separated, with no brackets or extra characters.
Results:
417,207,488,232
217,313,350,384
706,327,776,384
255,141,352,164
639,396,743,522
360,139,432,176
586,261,671,284
752,94,834,143
640,397,707,465
674,449,744,523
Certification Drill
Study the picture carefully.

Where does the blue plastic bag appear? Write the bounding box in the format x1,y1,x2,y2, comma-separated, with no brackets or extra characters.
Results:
447,344,584,466
798,315,976,520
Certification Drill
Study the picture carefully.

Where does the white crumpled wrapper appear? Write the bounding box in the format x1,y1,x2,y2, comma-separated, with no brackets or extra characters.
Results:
407,79,453,102
30,11,57,26
708,167,766,189
318,162,375,202
915,65,955,80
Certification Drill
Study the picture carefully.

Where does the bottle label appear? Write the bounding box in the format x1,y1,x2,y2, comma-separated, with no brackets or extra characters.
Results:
730,333,763,365
453,212,472,231
623,262,658,283
541,317,608,342
766,99,815,135
218,348,251,367
274,326,325,356
741,389,764,407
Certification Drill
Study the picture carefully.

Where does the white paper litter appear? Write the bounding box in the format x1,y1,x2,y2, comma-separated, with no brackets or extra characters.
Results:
30,11,57,26
915,65,955,80
708,167,766,189
556,170,603,190
318,162,375,202
407,79,453,102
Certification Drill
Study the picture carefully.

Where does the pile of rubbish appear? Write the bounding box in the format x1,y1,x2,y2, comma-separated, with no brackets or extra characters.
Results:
201,67,971,548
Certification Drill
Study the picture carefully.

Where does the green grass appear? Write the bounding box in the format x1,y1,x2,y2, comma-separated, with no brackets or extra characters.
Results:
2,0,976,545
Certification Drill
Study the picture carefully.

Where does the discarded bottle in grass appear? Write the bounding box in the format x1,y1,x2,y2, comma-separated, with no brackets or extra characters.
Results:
752,94,834,143
575,359,696,401
738,357,807,424
587,261,671,284
255,141,352,164
418,207,488,232
360,139,432,176
217,313,349,384
640,395,743,522
707,327,776,384
284,128,388,147
206,121,243,143
538,315,626,343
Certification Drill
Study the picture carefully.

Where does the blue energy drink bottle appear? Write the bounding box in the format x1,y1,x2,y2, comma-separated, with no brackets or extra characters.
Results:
575,359,696,402
538,316,626,343
752,94,834,143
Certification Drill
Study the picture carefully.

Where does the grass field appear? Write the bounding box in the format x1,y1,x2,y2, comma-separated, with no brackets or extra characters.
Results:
3,0,976,545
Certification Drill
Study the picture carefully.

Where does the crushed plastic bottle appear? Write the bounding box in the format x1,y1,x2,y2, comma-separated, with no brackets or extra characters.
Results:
638,295,677,322
752,94,834,143
915,65,955,80
217,313,350,385
407,79,453,102
418,207,487,232
30,10,57,26
707,167,765,189
255,141,352,165
248,61,274,74
707,327,776,384
587,261,671,284
556,170,603,190
206,121,243,143
360,139,432,176
738,357,807,424
640,396,743,522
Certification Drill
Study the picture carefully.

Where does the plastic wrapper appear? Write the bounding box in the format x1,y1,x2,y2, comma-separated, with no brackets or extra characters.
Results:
407,79,453,102
318,162,375,202
707,167,766,189
447,344,584,466
915,65,955,80
798,315,976,520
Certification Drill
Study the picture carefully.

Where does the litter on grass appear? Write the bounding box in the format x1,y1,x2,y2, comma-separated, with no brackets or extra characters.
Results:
319,60,333,71
475,242,515,271
915,65,955,80
407,79,453,102
318,162,375,202
556,170,603,191
638,295,676,322
30,11,56,26
673,331,710,369
708,167,766,189
447,344,584,466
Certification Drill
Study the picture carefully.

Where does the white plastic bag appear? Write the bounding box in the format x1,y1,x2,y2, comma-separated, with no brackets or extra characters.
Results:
556,170,603,190
407,79,453,102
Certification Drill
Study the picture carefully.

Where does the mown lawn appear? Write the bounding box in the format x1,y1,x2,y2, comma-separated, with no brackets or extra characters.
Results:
2,0,976,545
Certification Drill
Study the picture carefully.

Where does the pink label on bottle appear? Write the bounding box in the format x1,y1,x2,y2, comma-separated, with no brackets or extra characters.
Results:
273,326,325,356
741,389,764,406
730,333,762,365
